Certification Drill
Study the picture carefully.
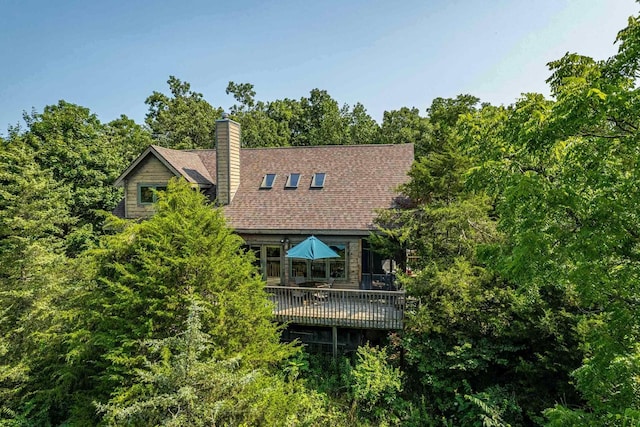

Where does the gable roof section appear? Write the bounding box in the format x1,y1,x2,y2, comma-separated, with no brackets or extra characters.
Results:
114,145,214,187
221,144,414,234
115,143,413,233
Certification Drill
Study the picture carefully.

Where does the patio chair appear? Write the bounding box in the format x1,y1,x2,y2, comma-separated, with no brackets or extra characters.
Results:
313,278,334,302
315,277,334,289
292,276,307,304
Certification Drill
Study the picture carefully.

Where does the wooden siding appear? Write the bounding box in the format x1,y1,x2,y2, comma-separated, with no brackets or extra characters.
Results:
215,119,241,205
345,240,360,289
124,155,176,218
267,286,405,329
228,123,240,201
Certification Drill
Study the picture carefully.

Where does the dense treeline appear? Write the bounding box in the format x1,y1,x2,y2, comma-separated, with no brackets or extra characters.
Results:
2,10,640,426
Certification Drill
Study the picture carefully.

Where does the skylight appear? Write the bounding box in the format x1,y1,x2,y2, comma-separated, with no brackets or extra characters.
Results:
285,173,301,188
311,172,326,188
260,173,277,189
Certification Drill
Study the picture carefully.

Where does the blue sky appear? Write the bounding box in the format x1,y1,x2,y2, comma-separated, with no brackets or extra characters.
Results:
1,0,638,132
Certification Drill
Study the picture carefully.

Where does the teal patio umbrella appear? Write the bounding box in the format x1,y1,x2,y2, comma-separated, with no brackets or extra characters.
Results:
286,235,340,260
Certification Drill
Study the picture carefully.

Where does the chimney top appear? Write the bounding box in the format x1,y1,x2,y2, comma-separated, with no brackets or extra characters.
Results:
221,112,229,120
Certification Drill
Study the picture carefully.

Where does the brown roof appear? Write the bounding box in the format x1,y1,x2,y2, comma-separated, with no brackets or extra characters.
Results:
194,144,414,234
117,143,414,233
152,145,214,185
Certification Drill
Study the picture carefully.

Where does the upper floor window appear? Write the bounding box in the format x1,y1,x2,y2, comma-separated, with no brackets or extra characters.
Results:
260,173,277,189
138,184,167,204
285,173,301,188
311,172,326,188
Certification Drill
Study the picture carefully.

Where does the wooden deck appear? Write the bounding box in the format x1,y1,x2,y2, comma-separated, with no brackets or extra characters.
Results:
266,286,405,330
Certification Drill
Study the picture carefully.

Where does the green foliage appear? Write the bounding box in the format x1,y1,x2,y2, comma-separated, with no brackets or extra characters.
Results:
0,137,71,269
83,178,293,391
2,102,154,256
346,102,379,145
459,11,640,424
21,101,125,230
2,178,302,424
372,91,587,424
146,76,223,149
376,106,431,149
459,386,522,427
0,136,79,425
346,345,405,424
105,114,153,165
227,81,381,147
226,81,295,148
298,347,410,426
99,303,327,426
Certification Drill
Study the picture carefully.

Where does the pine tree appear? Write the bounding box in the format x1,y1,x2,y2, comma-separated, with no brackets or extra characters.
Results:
0,135,72,423
63,178,299,422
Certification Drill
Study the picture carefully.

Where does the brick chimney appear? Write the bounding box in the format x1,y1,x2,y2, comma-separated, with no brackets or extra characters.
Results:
215,113,241,205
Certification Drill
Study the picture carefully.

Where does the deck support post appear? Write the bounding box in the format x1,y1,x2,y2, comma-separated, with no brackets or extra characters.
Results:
332,326,338,359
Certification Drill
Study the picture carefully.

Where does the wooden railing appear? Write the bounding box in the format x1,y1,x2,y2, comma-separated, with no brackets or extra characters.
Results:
265,286,405,330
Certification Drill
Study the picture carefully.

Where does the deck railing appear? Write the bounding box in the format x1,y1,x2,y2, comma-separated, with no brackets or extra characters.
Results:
265,286,405,330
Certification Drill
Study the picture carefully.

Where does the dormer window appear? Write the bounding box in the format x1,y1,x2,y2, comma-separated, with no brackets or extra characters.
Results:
311,172,326,188
260,173,277,189
285,173,301,189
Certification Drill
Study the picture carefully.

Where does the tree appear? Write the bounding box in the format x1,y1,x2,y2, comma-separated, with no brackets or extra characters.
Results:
52,178,298,422
98,303,328,426
345,102,379,146
294,88,349,146
460,13,640,423
20,101,124,233
105,114,153,166
376,106,430,148
0,136,73,423
346,345,405,424
226,81,293,148
226,81,257,112
226,82,380,147
145,76,222,149
372,96,585,425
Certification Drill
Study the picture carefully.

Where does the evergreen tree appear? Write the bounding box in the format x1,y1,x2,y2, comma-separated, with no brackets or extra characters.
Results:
99,302,328,426
0,136,73,423
58,178,298,422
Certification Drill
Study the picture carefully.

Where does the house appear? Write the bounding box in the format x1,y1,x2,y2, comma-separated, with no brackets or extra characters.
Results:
114,116,414,291
115,115,414,353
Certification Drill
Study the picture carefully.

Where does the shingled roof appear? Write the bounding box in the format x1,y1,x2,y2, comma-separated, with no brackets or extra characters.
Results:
116,143,414,234
195,143,414,234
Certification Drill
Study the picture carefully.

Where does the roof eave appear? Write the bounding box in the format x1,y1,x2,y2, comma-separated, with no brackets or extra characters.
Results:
232,228,375,236
113,145,183,187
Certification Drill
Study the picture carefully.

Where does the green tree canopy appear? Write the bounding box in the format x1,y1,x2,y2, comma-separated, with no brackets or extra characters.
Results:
20,101,124,229
460,14,640,424
49,178,296,421
146,76,223,149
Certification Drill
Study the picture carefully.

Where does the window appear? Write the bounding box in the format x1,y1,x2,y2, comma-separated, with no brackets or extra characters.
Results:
260,173,277,189
242,244,282,284
289,242,347,281
292,259,308,279
311,172,326,188
328,244,346,279
285,173,301,188
265,246,281,279
138,184,167,204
